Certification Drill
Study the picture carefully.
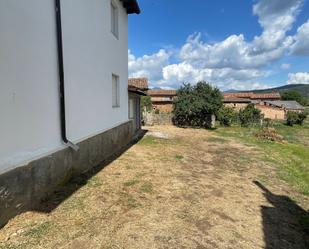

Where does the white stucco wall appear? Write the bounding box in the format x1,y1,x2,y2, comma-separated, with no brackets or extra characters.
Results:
0,0,129,173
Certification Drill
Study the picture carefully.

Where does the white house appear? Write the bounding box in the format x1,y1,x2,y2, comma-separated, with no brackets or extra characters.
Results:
0,0,140,227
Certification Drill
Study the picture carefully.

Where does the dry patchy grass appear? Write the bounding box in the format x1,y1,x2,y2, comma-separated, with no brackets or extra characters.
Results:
0,125,308,249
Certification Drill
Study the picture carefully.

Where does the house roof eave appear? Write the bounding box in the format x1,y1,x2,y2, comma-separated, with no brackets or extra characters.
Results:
128,86,148,96
120,0,141,14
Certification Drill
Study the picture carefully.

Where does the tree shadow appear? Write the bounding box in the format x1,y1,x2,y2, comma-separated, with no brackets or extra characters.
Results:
253,181,309,249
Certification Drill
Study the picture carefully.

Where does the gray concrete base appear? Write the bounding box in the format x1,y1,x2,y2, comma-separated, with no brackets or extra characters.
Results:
0,121,134,228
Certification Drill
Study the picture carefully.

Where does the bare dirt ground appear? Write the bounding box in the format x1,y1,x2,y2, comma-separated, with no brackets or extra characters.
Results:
0,125,308,249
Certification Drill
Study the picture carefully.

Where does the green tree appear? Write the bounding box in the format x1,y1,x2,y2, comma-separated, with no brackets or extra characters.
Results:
281,91,308,106
173,81,223,128
141,96,152,112
286,111,307,126
286,111,300,126
217,106,237,127
297,112,307,125
239,104,263,127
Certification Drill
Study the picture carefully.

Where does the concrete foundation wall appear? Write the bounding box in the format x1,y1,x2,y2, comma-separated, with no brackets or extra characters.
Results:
0,121,133,228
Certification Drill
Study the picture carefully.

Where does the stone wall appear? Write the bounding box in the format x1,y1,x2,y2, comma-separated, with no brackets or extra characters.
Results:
143,113,216,128
152,103,174,113
0,121,134,228
256,105,286,120
144,112,173,125
224,103,249,111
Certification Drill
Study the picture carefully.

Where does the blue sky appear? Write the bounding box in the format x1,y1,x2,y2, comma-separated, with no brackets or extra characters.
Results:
128,0,309,90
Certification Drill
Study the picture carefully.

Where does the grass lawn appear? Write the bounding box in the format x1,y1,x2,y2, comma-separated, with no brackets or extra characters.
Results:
0,123,308,249
214,119,309,196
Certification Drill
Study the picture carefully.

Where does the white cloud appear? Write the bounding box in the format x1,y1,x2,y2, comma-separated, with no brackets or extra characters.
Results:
128,49,170,82
252,0,302,53
287,72,309,84
281,63,291,70
291,20,309,56
129,0,306,90
179,33,291,70
162,62,266,89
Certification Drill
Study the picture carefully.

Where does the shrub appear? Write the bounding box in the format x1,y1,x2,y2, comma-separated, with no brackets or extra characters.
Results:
256,128,284,142
154,109,160,114
286,111,307,126
173,82,223,128
239,104,263,127
263,118,273,128
286,111,299,126
217,106,237,126
297,112,307,125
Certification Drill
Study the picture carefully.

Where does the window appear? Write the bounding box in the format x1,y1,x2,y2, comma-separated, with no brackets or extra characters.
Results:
129,98,134,119
111,0,118,38
112,74,120,107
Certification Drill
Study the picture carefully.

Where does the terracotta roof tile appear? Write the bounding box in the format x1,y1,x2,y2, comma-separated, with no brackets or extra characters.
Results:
224,92,254,98
224,92,281,100
250,93,281,99
223,97,251,103
147,89,177,96
128,78,149,90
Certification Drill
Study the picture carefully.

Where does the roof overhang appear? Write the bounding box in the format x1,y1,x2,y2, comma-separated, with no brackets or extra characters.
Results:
120,0,141,14
128,86,148,96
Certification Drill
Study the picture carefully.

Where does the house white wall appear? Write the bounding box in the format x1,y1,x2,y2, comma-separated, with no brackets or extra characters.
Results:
0,0,129,174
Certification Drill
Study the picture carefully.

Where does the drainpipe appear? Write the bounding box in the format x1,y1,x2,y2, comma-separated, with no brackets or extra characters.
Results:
55,0,79,151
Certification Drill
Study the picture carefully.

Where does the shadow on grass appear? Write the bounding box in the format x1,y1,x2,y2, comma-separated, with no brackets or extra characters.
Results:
0,129,148,230
254,181,309,249
34,129,148,214
173,125,217,131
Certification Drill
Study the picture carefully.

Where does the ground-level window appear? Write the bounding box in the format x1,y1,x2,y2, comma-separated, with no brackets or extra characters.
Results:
129,98,134,119
111,0,119,38
112,74,120,108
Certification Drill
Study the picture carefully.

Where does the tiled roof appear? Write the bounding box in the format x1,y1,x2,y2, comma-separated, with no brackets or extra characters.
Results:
148,89,177,96
224,92,254,98
251,93,281,99
128,78,149,90
265,101,305,110
224,92,281,100
223,97,251,103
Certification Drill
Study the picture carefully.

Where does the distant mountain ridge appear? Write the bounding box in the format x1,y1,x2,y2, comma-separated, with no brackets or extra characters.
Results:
225,84,309,98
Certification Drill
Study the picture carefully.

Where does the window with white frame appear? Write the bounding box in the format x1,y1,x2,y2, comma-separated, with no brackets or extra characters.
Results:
111,0,118,38
112,74,120,107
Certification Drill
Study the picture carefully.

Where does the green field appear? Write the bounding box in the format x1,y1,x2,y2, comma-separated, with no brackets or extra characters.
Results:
214,119,309,195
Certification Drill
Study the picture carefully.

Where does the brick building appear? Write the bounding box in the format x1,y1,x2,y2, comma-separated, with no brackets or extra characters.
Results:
148,89,177,113
257,100,305,120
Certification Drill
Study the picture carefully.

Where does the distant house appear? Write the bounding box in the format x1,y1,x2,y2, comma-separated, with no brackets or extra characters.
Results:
0,0,140,227
128,78,149,131
223,97,251,111
224,92,281,102
256,100,305,120
223,92,281,111
148,89,177,113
